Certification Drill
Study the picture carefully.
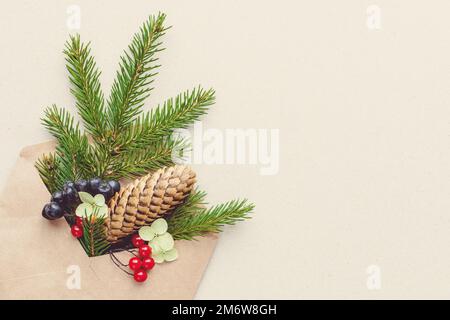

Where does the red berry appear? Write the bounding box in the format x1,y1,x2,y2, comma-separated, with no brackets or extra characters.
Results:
138,244,152,258
75,216,83,227
131,234,144,248
71,225,83,238
133,270,148,283
142,257,155,271
128,257,142,271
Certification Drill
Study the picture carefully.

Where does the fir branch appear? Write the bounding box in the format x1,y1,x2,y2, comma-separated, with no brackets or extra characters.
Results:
53,135,93,188
107,13,168,135
169,189,208,223
64,35,106,140
35,153,60,193
168,198,254,241
42,104,80,141
79,213,110,257
118,87,215,150
41,105,95,190
108,138,185,180
88,142,114,179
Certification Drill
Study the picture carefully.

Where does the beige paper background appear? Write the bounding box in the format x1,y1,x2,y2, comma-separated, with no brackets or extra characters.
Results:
0,0,449,299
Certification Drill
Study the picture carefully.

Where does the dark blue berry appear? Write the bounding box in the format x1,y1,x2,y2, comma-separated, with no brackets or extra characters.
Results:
75,179,89,192
51,191,65,206
42,202,64,220
98,182,113,201
107,180,121,194
63,186,79,205
89,177,102,194
63,181,76,189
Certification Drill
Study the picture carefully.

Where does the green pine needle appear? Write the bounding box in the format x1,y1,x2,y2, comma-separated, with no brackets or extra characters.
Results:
35,153,60,194
168,191,254,241
107,13,168,135
41,105,95,191
169,189,208,222
64,35,106,140
79,214,110,257
118,87,215,151
41,104,80,141
109,138,186,180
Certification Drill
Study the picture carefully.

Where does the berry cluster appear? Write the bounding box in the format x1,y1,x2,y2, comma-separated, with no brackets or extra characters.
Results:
71,216,84,238
41,178,121,220
129,234,155,283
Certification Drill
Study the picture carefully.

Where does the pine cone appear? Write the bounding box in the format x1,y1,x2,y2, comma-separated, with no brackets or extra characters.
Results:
106,165,196,242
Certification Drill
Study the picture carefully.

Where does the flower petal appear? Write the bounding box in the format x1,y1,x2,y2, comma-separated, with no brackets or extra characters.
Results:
150,218,168,235
149,240,162,254
139,226,156,241
153,252,165,264
154,233,174,251
76,203,93,217
78,192,94,204
163,248,178,262
94,194,106,206
96,205,108,218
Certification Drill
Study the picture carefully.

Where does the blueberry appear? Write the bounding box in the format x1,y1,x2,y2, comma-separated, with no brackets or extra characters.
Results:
97,182,113,201
42,202,64,220
63,186,79,205
51,191,65,206
63,181,76,189
75,179,89,192
107,180,121,194
89,177,103,194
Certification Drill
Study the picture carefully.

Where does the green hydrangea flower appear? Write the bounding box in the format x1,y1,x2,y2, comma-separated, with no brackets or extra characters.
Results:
138,218,178,263
152,245,178,263
75,192,108,218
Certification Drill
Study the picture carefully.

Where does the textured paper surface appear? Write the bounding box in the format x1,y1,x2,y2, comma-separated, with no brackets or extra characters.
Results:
0,142,218,299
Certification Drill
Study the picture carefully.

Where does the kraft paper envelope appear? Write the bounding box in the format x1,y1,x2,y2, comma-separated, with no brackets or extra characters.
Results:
0,141,218,299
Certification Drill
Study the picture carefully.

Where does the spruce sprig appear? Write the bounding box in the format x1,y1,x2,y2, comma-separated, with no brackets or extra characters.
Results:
35,153,60,194
168,189,208,228
118,87,215,151
64,35,106,140
168,191,254,241
109,138,185,180
107,13,168,136
41,104,80,141
35,13,215,193
40,105,95,188
79,213,110,257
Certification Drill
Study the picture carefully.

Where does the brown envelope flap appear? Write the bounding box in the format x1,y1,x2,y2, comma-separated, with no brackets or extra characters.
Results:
0,142,218,299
